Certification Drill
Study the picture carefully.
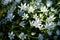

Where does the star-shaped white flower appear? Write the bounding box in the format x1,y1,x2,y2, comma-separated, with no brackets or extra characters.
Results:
46,15,56,22
46,0,52,7
29,18,43,29
19,32,27,40
45,22,56,30
33,14,38,19
22,13,29,20
40,6,48,13
18,3,29,11
28,6,35,13
19,21,25,27
2,0,12,5
8,31,15,40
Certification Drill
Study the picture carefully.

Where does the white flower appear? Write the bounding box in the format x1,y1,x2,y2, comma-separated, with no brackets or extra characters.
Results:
29,18,43,29
38,34,43,40
50,7,55,11
18,3,29,11
22,13,29,20
6,8,15,22
19,21,25,27
33,18,42,28
29,20,34,26
46,15,56,22
39,14,45,19
46,0,52,7
6,13,15,22
56,29,60,35
57,20,60,26
33,14,38,19
47,30,52,36
19,32,27,40
18,9,24,16
40,6,48,13
28,6,35,13
33,0,41,9
8,31,15,40
2,0,9,5
45,22,56,30
2,0,12,5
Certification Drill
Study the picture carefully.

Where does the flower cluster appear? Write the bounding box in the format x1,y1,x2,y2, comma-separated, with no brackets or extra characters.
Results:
0,0,60,40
